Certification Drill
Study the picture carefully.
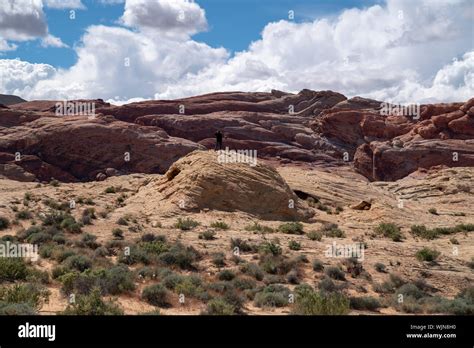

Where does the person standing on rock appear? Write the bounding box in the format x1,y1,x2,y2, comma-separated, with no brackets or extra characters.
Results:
215,130,223,151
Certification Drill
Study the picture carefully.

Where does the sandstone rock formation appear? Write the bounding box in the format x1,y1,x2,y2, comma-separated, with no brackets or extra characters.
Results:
133,150,313,220
0,91,472,182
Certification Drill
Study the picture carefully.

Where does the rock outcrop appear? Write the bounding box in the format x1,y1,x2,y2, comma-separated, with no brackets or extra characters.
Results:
134,150,313,220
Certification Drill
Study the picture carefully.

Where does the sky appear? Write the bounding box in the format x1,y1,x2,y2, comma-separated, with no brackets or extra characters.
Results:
0,0,472,104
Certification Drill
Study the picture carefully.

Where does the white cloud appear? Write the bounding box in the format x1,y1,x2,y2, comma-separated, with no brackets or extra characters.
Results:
2,0,473,103
44,0,86,9
41,34,68,48
121,0,207,37
0,58,56,96
0,0,47,41
99,0,125,5
0,39,17,52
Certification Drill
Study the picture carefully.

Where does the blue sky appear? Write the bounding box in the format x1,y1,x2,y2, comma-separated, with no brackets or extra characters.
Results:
0,0,472,103
3,0,381,68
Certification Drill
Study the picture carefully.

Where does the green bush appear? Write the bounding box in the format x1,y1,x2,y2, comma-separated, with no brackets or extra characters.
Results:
325,266,345,280
198,230,216,240
254,285,290,308
112,228,124,240
211,252,226,267
374,223,402,242
278,222,304,235
320,223,345,238
0,258,29,282
230,238,255,253
104,186,116,194
259,241,282,256
63,255,92,272
288,240,301,251
240,262,264,281
210,221,229,230
0,283,49,312
374,262,386,272
0,216,10,230
63,288,123,315
307,231,322,241
292,284,350,315
0,303,36,315
205,297,235,315
158,243,200,270
142,284,170,307
312,259,324,272
245,222,273,233
416,247,440,262
218,270,236,281
15,210,32,220
174,217,199,231
350,296,381,311
411,224,474,240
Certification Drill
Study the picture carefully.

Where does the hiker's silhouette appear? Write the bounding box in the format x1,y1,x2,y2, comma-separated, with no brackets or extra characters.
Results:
214,130,223,151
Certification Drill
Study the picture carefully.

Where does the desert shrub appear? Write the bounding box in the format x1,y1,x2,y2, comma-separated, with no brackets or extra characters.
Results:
416,247,440,262
374,223,402,242
27,232,52,245
117,217,129,226
117,245,150,265
312,259,324,272
112,228,124,240
210,221,229,230
292,284,350,315
104,186,116,194
0,303,36,315
286,269,300,284
411,224,474,240
307,231,322,241
0,283,49,312
349,296,381,311
174,217,199,231
52,234,66,244
259,254,295,275
139,240,169,256
254,285,290,308
468,258,474,270
288,240,301,251
218,270,236,281
374,262,386,273
199,230,216,240
325,266,345,280
78,233,100,249
373,273,405,294
0,216,10,230
450,237,459,245
211,252,226,267
428,208,438,215
142,284,170,307
15,210,32,220
159,243,200,270
396,283,425,300
318,277,339,293
63,255,92,272
278,222,304,235
205,298,235,315
230,238,255,253
245,222,273,233
232,276,256,291
240,262,264,281
99,265,136,295
0,258,29,282
320,223,345,238
259,241,282,256
63,288,123,315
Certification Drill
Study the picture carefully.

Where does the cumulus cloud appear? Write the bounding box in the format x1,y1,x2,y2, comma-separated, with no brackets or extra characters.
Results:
0,39,17,52
0,59,56,95
121,0,207,37
44,0,86,9
2,0,472,103
41,34,68,48
0,0,47,41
